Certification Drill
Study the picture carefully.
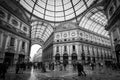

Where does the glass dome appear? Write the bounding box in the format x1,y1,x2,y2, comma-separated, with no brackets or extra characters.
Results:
20,0,95,22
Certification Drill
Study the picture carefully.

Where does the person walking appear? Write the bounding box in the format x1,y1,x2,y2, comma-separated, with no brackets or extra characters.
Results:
91,62,95,70
77,61,86,76
16,61,20,74
63,59,67,71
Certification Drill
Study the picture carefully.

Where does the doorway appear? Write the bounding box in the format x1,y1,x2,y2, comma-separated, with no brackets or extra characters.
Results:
18,54,25,62
63,53,68,64
71,53,77,60
55,53,60,61
4,52,14,66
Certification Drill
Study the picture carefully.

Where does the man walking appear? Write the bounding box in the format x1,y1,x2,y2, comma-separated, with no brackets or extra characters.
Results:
77,61,86,76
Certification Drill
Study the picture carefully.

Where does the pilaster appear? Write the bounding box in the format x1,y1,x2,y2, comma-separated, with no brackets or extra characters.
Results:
1,33,8,63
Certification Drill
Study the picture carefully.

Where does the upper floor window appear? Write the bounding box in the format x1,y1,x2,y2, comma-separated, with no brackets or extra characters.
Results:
10,37,15,46
73,45,75,51
22,41,25,49
64,46,67,51
0,10,5,19
23,27,27,32
56,46,59,52
113,0,117,7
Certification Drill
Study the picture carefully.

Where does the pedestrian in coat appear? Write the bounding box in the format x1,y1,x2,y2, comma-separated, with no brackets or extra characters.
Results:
77,61,86,76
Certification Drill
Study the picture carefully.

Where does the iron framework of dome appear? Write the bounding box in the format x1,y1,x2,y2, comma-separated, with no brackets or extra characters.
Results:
20,0,95,22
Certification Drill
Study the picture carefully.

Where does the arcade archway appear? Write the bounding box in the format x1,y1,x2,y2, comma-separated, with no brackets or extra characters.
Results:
71,53,77,61
55,53,60,61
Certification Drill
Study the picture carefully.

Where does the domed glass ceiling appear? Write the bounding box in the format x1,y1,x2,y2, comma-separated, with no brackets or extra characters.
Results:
18,0,109,43
20,0,95,22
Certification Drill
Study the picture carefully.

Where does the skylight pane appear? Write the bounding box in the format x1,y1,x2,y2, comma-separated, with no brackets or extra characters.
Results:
56,12,64,17
33,10,44,18
56,6,63,11
41,26,46,30
65,8,74,15
34,5,44,14
46,5,54,11
81,17,88,27
76,5,86,15
56,0,62,6
66,13,75,20
63,0,70,5
74,0,84,11
46,29,51,34
55,17,65,21
45,16,54,21
37,0,46,8
47,0,54,6
97,27,104,34
73,0,80,5
84,20,92,29
46,10,54,17
94,24,101,32
64,2,72,10
79,17,85,27
91,23,97,31
86,0,94,7
20,0,33,12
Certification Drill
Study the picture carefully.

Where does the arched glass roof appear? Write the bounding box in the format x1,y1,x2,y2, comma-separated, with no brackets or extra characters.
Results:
79,7,109,37
31,21,54,42
18,0,109,43
20,0,95,22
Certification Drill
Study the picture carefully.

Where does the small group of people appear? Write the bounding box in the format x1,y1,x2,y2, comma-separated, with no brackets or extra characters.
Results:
55,60,68,71
16,61,26,74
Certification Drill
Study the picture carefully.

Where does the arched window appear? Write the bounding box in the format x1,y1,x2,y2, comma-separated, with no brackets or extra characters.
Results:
10,37,15,46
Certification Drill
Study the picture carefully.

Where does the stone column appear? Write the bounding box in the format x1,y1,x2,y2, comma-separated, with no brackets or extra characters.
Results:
0,31,2,63
0,31,2,48
69,56,71,64
68,44,71,64
1,33,8,63
15,39,20,62
60,45,63,62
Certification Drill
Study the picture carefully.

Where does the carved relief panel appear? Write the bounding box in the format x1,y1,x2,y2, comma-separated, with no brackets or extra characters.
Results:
9,15,21,29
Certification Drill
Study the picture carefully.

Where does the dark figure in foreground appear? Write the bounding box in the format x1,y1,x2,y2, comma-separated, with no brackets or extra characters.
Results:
91,62,95,70
63,60,68,71
0,62,8,80
77,61,86,76
16,61,20,74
